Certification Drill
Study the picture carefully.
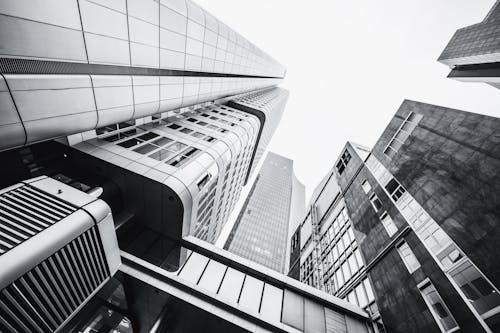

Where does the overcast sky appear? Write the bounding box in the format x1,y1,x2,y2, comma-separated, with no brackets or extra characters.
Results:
197,0,500,204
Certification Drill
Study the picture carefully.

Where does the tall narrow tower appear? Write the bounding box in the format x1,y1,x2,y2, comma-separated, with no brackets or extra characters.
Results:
225,152,305,272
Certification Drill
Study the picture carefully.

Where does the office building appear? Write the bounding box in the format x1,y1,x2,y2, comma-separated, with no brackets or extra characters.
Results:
224,152,305,273
438,0,500,89
0,0,374,332
290,100,500,333
0,0,285,152
227,88,290,181
0,0,292,244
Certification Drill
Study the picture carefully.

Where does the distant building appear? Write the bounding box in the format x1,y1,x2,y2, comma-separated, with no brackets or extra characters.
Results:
225,152,305,273
290,100,500,333
438,0,500,89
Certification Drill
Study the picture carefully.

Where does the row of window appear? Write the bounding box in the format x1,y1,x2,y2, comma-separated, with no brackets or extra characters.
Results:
190,105,256,242
300,252,315,282
325,247,365,294
363,159,460,332
344,278,376,309
366,155,500,332
383,111,422,158
336,149,351,175
103,128,203,168
362,179,399,238
319,207,350,252
322,226,357,271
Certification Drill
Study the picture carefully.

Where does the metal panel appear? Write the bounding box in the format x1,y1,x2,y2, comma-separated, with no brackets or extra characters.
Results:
0,184,76,255
259,283,283,323
160,4,186,34
238,275,264,314
178,252,209,284
197,259,226,294
128,17,159,46
130,42,160,68
345,316,369,333
160,28,186,52
127,0,159,25
305,298,326,333
281,289,304,331
0,227,109,333
80,0,128,40
0,16,86,62
217,267,245,304
0,0,81,29
325,308,347,333
85,33,131,66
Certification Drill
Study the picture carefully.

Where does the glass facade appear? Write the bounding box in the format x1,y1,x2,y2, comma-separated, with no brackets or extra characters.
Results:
225,152,304,273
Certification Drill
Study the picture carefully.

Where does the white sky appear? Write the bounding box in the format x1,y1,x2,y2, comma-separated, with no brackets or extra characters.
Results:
197,0,500,203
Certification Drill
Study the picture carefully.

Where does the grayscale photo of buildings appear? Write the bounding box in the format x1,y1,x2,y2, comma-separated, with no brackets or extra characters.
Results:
0,0,499,332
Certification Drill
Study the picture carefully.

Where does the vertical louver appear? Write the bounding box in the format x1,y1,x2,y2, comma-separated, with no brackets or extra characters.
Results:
0,184,77,255
0,226,109,333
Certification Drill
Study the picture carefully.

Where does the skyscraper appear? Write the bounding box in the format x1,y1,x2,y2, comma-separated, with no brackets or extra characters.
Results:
0,0,290,245
224,152,305,273
0,0,285,152
0,1,374,332
438,0,500,89
289,100,500,333
227,88,290,182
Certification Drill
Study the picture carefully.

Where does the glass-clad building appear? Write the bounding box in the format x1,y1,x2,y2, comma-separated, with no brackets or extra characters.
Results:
225,152,305,273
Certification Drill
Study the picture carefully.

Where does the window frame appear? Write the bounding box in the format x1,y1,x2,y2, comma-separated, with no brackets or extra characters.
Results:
418,278,460,333
396,240,421,274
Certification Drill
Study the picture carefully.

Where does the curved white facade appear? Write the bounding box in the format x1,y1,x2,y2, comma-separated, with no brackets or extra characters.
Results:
73,103,260,243
0,0,284,152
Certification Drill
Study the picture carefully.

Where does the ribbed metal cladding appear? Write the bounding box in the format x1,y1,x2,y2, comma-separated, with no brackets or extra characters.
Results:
0,184,77,255
0,226,110,333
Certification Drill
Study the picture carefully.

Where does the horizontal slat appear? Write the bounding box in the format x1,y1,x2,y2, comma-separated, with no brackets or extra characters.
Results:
0,227,110,333
0,184,77,256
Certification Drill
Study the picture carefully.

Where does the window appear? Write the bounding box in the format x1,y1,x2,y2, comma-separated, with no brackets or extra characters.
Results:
197,174,211,190
449,261,500,322
290,231,300,253
355,283,368,308
385,178,406,201
384,111,423,158
347,290,357,306
336,149,351,175
168,123,182,129
363,278,375,303
96,121,135,137
380,211,398,237
133,143,156,154
348,255,358,275
396,241,420,273
422,222,451,254
336,269,344,287
354,249,364,268
419,280,459,332
361,179,371,194
342,261,351,281
369,193,383,212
